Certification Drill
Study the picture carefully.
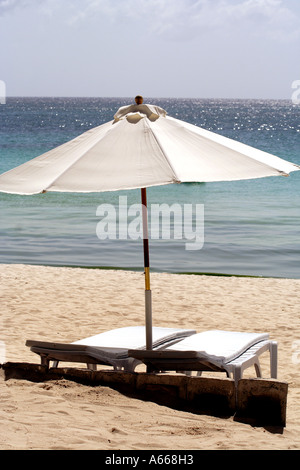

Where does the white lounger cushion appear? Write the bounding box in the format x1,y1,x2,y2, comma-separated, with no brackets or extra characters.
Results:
73,326,196,351
165,330,269,365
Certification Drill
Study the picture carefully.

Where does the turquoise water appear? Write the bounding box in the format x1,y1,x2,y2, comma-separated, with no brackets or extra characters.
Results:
0,98,299,278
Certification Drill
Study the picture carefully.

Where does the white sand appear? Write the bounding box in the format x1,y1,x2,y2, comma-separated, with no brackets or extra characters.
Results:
0,263,299,450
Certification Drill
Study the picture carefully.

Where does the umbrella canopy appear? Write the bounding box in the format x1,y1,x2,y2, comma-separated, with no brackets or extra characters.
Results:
0,103,298,195
0,102,299,350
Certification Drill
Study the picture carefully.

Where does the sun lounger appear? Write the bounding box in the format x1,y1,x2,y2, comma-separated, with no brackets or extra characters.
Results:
128,330,278,384
26,326,196,372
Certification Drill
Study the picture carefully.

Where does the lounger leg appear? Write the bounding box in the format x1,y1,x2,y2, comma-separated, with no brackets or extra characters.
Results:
233,366,242,385
52,361,59,368
40,356,50,368
87,363,97,371
270,341,278,379
122,358,139,372
254,360,262,378
174,370,191,376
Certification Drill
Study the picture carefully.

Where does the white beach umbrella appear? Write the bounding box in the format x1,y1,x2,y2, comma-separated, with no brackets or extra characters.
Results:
0,101,299,349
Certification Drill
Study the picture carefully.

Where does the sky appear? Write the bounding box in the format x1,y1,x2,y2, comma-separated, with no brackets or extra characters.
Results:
0,0,299,99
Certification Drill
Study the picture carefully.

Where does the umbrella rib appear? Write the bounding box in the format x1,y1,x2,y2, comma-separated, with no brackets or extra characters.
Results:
145,119,180,184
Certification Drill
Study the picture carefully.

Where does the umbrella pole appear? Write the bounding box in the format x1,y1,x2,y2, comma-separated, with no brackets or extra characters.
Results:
141,187,153,350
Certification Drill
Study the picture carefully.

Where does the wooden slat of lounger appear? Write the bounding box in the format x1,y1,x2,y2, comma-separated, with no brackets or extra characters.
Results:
29,346,101,364
128,349,200,359
26,340,90,351
26,340,129,356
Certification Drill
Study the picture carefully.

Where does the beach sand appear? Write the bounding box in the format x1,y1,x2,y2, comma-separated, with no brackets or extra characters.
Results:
0,263,299,450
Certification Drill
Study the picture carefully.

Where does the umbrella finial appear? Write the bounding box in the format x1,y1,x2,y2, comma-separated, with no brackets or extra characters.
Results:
135,95,143,105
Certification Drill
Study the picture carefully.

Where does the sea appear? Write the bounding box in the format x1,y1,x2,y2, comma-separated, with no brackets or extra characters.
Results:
0,97,299,279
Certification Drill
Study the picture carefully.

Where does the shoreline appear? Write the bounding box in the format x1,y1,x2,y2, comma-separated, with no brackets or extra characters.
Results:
1,261,295,280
